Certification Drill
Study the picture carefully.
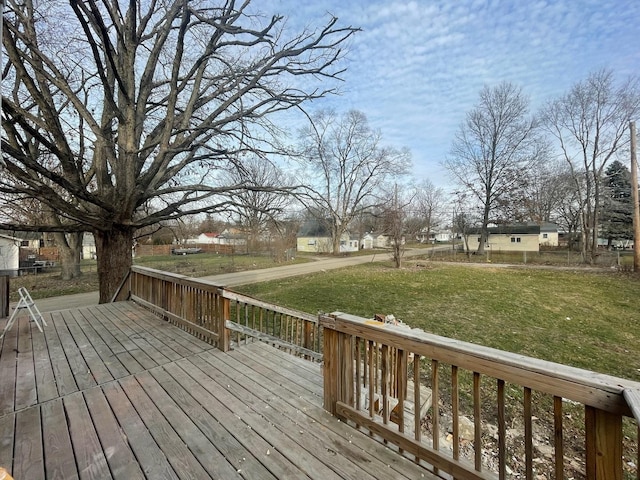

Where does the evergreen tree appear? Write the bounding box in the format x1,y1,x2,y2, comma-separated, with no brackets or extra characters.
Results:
601,160,634,245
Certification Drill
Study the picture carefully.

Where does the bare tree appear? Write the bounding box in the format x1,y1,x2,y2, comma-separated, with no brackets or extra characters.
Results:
221,155,292,253
298,109,411,254
412,179,444,243
0,0,358,301
542,70,640,263
0,194,83,279
445,82,545,253
380,185,412,268
552,171,584,251
493,159,569,224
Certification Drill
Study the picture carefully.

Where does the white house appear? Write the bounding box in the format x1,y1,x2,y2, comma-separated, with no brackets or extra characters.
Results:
196,232,220,244
82,233,97,259
417,229,453,243
0,234,20,275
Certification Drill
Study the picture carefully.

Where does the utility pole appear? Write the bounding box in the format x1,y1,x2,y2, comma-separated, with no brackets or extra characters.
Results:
630,121,640,272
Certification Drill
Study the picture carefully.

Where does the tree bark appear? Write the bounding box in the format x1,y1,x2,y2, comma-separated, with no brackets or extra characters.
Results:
94,227,134,303
54,232,83,280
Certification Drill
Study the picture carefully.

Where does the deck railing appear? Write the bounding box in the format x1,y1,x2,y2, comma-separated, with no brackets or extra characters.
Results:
320,311,640,480
119,266,640,479
121,266,321,360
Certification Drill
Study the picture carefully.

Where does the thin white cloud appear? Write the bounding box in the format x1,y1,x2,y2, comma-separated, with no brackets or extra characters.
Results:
256,0,640,187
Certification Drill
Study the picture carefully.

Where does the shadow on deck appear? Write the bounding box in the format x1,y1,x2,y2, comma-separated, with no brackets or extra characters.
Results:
0,301,436,479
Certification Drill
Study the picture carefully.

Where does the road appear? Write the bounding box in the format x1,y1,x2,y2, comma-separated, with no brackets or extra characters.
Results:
27,247,442,313
198,247,437,287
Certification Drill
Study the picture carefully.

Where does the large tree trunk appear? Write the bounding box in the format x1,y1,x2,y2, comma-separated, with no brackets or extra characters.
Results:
53,232,83,280
94,227,134,303
477,204,490,254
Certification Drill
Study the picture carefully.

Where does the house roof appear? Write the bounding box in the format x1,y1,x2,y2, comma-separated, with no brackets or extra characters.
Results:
468,224,541,235
297,219,330,237
539,222,559,233
0,229,41,241
200,232,219,238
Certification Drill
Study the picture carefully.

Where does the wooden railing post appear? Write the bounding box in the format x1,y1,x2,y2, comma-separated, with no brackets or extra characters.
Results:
216,288,231,352
303,321,313,357
0,276,9,318
322,315,353,417
323,326,338,415
585,406,622,480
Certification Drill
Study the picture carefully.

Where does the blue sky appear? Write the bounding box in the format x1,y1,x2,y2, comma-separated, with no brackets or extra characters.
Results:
261,0,640,188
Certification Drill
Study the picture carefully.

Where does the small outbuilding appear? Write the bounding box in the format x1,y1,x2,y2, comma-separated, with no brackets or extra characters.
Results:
465,225,541,252
0,234,20,275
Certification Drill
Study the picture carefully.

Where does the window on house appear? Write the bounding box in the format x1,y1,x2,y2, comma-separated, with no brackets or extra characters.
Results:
543,233,548,239
307,240,316,246
511,237,522,243
20,240,29,247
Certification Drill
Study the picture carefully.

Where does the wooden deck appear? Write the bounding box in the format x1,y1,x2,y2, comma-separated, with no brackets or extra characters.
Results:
0,301,437,479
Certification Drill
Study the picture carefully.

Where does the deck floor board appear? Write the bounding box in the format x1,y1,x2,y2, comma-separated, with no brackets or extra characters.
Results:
15,318,37,410
0,301,438,479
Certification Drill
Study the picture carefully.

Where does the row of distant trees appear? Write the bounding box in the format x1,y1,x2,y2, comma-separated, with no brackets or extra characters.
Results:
0,1,638,302
445,70,640,262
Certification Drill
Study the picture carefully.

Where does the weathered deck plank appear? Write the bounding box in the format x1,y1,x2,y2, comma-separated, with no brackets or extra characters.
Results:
159,362,306,479
68,309,130,379
13,405,44,480
196,351,383,480
65,391,113,480
63,311,115,385
102,381,178,480
0,301,438,480
31,315,60,404
41,399,79,480
15,318,37,410
0,321,18,414
107,302,212,356
83,387,145,480
221,347,431,480
134,371,244,479
0,412,15,471
53,311,97,391
42,313,78,397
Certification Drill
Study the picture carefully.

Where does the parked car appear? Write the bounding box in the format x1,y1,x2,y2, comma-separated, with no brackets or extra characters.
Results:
170,247,203,255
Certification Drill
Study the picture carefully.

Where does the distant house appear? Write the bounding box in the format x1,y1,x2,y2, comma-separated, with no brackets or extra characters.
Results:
417,229,452,244
82,233,97,259
197,232,220,244
296,220,360,253
297,220,332,253
0,230,45,275
360,233,374,250
370,233,392,249
218,228,247,246
465,225,541,252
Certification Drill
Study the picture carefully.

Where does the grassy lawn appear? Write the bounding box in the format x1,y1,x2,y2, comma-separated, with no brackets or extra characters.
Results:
236,262,640,381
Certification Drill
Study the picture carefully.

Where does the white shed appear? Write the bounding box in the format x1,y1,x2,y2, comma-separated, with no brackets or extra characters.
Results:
0,234,20,275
